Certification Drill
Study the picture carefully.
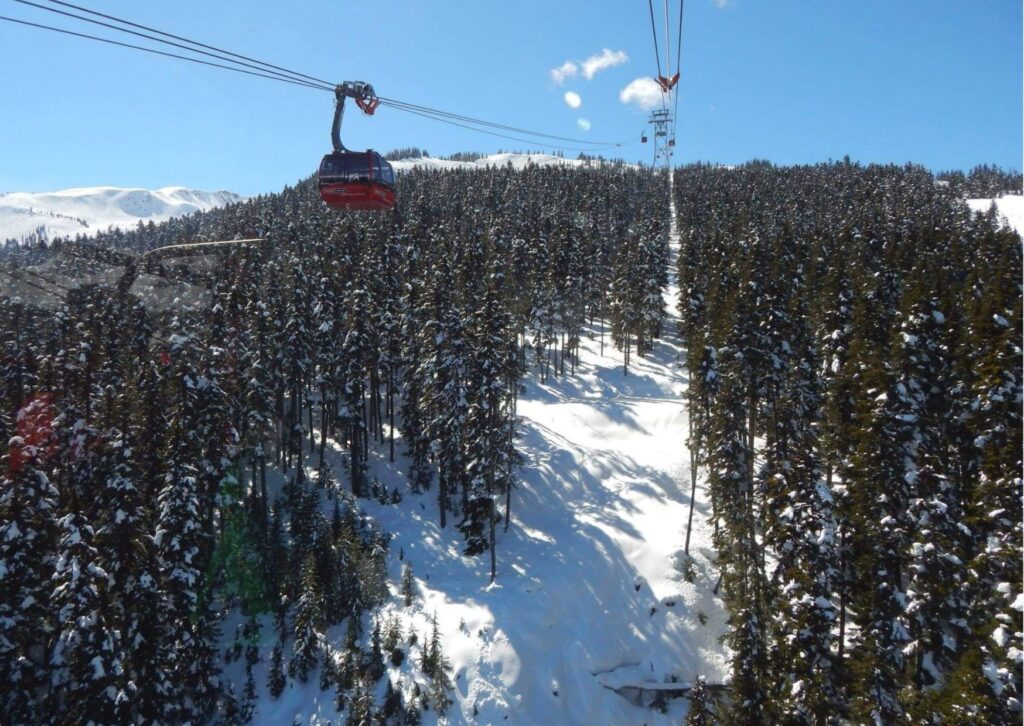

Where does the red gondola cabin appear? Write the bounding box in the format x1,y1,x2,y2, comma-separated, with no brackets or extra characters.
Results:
318,150,396,211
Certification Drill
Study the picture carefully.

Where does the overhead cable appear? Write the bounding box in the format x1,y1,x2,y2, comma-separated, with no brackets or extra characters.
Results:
3,3,627,150
0,15,332,91
672,0,686,147
383,104,628,153
34,0,336,88
380,98,618,146
647,0,663,82
12,0,335,91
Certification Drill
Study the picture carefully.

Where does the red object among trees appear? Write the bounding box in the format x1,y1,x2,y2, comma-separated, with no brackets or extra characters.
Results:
8,393,57,475
318,151,396,211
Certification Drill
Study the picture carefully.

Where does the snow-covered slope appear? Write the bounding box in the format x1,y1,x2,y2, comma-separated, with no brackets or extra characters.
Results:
967,195,1024,235
240,190,728,725
0,186,242,243
390,153,593,173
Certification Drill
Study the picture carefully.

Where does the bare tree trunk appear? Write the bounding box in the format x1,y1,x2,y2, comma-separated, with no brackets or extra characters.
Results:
83,357,93,426
684,415,698,556
308,396,315,454
319,385,327,471
377,380,384,443
505,479,512,530
371,369,383,444
277,391,285,469
747,394,757,485
488,469,497,584
361,393,369,469
439,474,447,529
388,371,396,463
505,385,518,530
837,525,847,664
559,331,566,376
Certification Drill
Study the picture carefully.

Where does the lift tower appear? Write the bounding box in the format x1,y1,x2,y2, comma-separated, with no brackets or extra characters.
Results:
647,109,673,168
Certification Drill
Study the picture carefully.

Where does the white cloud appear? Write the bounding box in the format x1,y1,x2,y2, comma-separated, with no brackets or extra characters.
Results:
550,49,628,88
582,48,629,80
577,118,591,132
550,61,578,85
618,77,664,110
714,0,731,7
564,91,582,109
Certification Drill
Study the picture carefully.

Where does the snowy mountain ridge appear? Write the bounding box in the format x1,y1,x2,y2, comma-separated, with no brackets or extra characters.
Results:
0,155,608,245
0,185,243,244
389,152,613,172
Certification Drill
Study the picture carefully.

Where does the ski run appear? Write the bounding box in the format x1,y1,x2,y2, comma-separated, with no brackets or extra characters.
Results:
231,186,731,725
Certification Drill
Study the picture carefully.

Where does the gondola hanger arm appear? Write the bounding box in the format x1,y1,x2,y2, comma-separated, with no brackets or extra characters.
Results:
331,80,380,152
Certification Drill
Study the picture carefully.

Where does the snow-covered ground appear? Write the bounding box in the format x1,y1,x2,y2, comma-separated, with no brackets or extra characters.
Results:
390,153,601,173
242,193,729,724
967,195,1024,235
0,186,241,243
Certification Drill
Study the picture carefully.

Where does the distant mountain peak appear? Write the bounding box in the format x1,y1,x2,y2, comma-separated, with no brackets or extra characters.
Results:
389,152,596,172
0,185,243,245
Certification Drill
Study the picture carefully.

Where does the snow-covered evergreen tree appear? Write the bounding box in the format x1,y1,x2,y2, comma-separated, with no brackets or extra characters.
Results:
0,410,58,720
50,508,126,722
290,552,324,682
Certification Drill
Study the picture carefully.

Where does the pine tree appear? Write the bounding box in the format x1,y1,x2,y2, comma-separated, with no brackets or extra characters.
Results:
423,612,453,715
369,617,386,681
398,249,433,494
420,261,471,528
320,646,337,691
0,418,59,720
266,506,289,616
460,268,518,577
382,678,402,720
844,288,913,724
347,675,374,725
706,354,767,723
92,428,163,718
49,508,126,723
291,552,325,682
608,235,642,373
241,664,257,722
937,240,1023,720
686,676,714,725
154,324,222,722
220,681,241,726
268,643,286,698
762,277,842,721
894,287,972,696
339,284,372,496
334,648,351,711
401,563,416,607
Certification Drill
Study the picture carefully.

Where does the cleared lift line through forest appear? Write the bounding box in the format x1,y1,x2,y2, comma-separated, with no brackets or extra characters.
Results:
345,172,731,724
482,174,730,719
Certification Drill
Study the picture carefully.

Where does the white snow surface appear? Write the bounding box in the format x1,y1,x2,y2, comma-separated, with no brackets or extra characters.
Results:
235,188,729,724
967,195,1024,235
390,153,592,173
0,186,242,243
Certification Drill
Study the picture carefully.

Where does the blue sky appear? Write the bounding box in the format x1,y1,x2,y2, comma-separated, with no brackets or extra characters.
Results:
1,0,1020,195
